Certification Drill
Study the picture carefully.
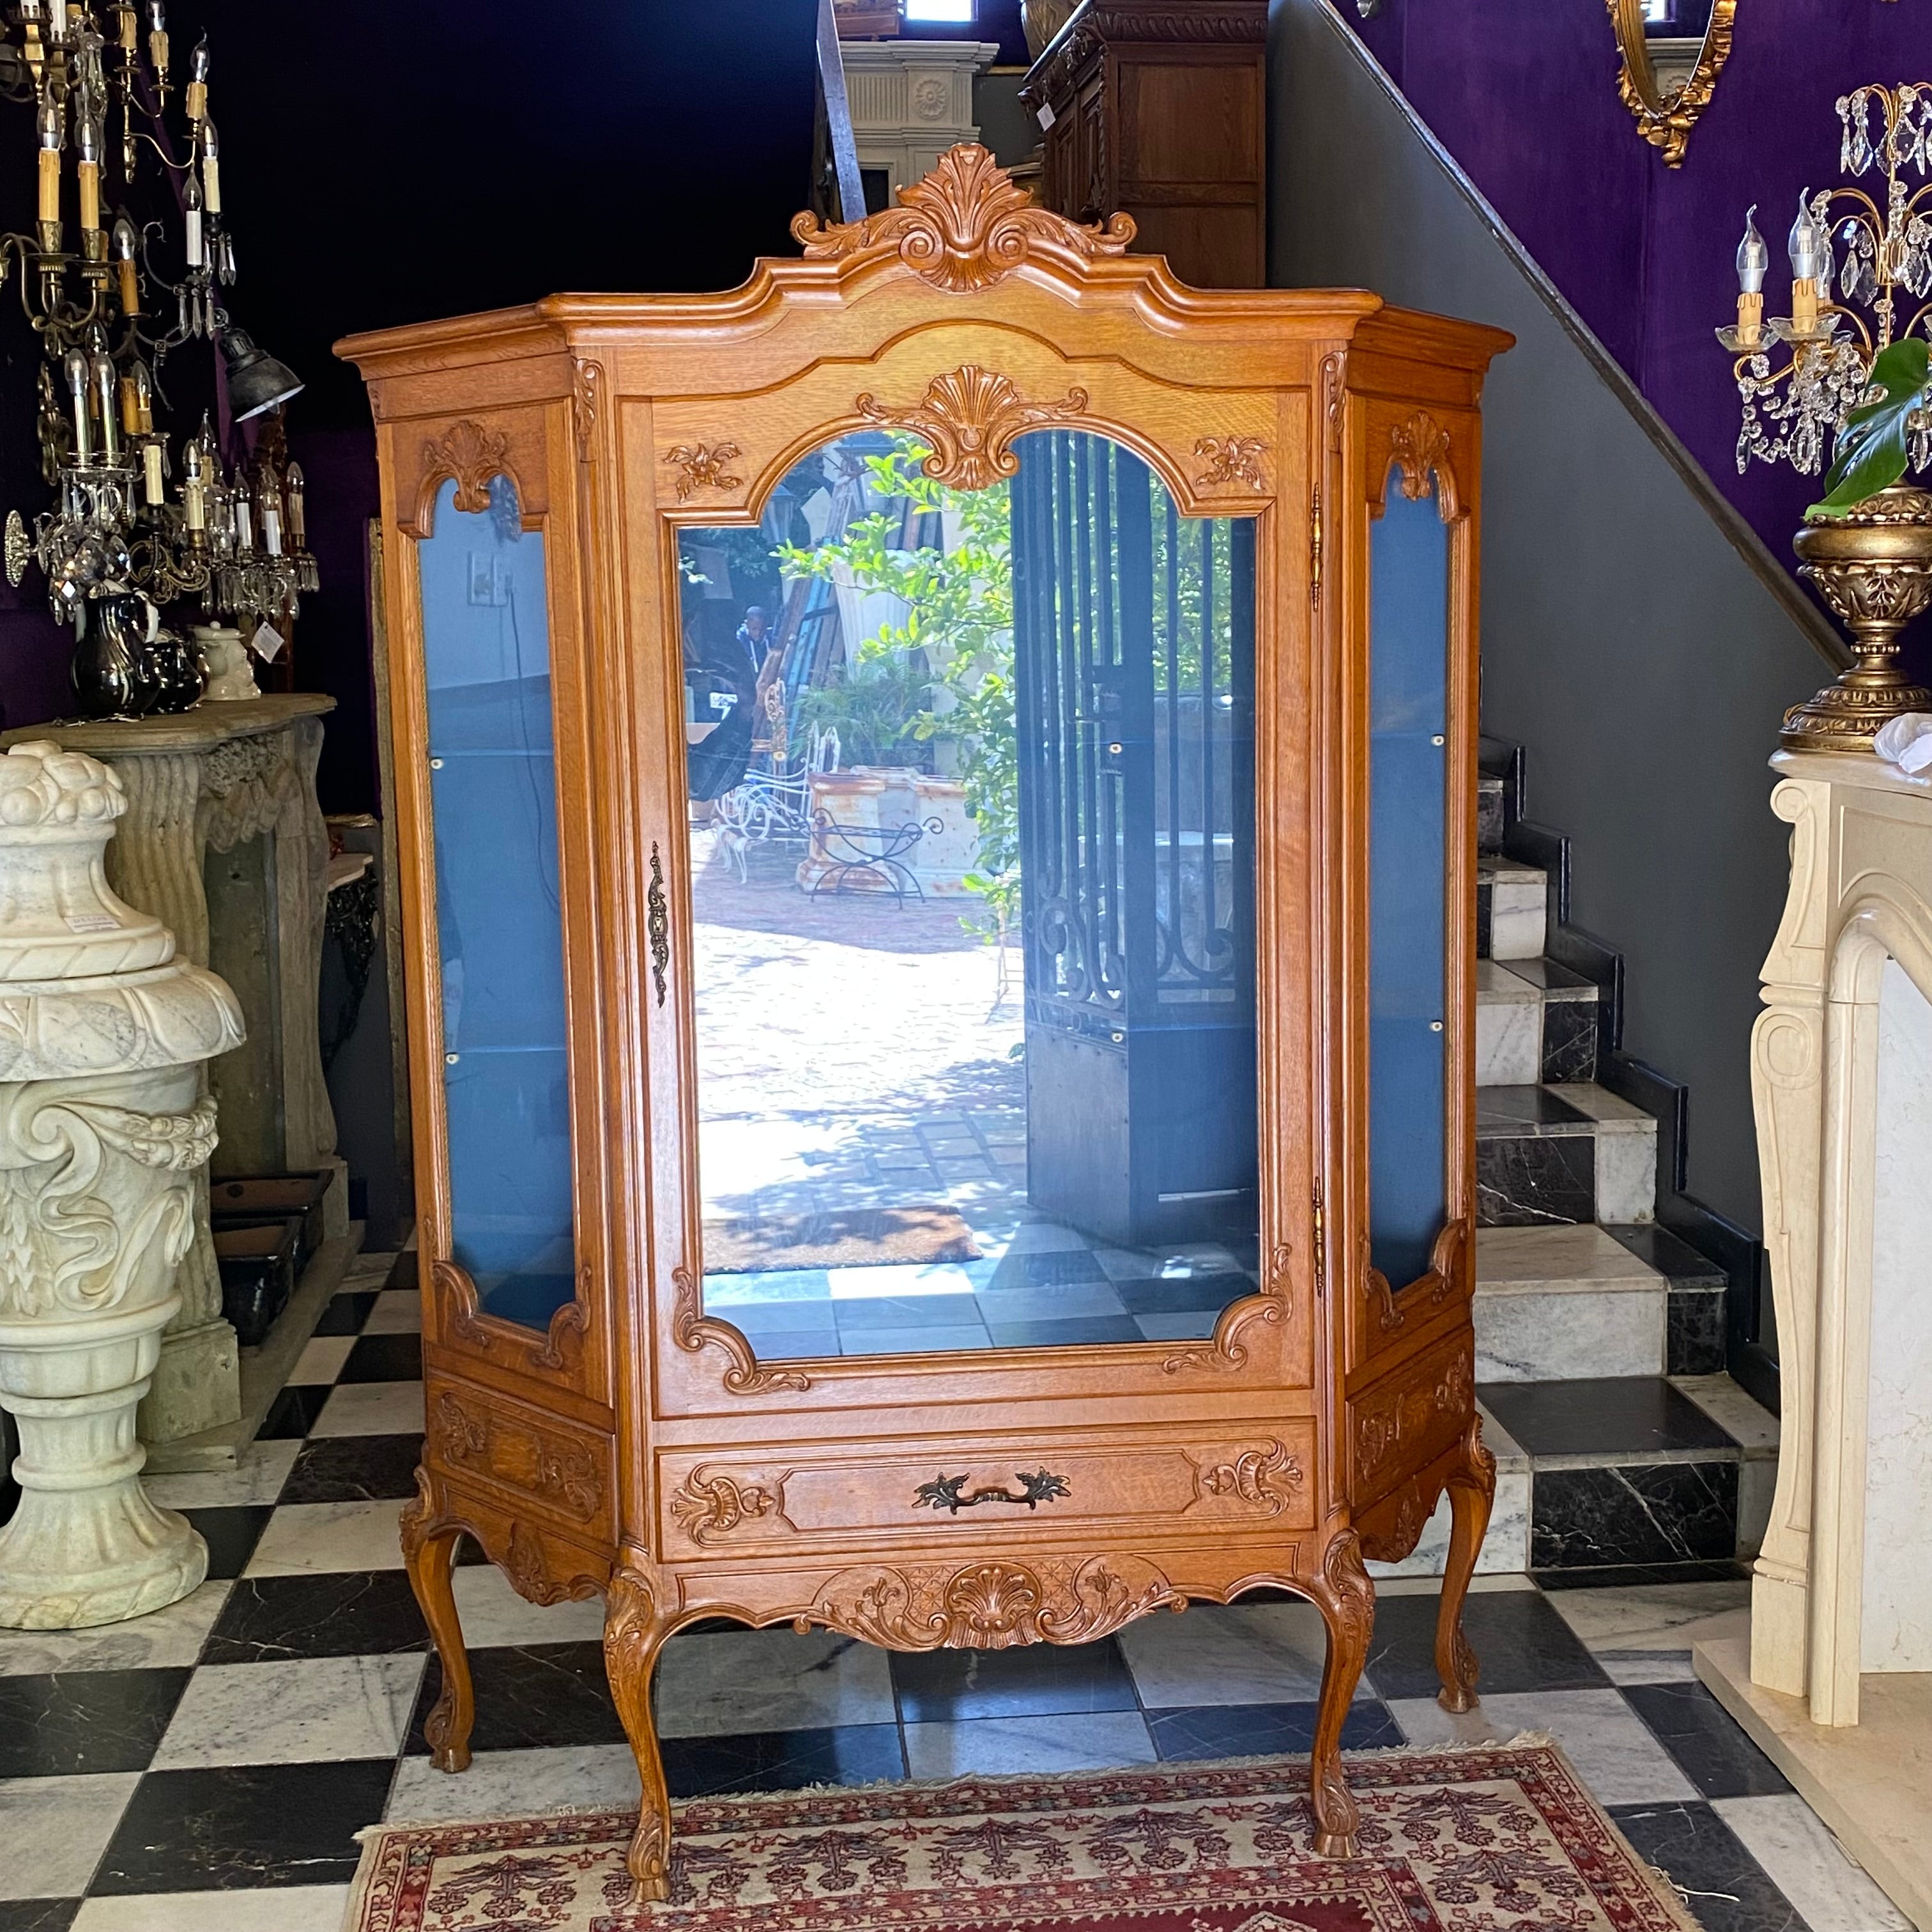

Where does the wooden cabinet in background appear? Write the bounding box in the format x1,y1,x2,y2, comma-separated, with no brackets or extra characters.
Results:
1020,0,1268,288
340,146,1510,1907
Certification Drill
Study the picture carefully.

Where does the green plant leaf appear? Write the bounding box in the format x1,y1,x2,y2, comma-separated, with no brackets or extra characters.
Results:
1809,337,1932,516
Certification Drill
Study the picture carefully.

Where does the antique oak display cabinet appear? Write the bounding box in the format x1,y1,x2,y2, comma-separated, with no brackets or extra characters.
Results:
340,148,1510,1904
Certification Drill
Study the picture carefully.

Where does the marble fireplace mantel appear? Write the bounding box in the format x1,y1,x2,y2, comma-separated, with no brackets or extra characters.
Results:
0,696,343,1448
1697,747,1932,1929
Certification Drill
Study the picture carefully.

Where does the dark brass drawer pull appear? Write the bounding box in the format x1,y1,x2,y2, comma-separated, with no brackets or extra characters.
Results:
914,1469,1071,1514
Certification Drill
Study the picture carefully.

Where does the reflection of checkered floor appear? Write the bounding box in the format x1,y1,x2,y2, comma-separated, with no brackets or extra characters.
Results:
0,1254,1908,1932
707,1220,1260,1358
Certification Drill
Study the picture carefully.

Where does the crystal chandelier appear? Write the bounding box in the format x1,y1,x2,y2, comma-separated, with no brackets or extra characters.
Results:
1719,82,1931,482
0,2,319,717
1715,81,1932,755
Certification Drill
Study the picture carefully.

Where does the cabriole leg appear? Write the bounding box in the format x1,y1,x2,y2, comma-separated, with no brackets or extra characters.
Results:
1434,1417,1497,1713
606,1568,673,1905
1306,1526,1374,1858
400,1469,473,1773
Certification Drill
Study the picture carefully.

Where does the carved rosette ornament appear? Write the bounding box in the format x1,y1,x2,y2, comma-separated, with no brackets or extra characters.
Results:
857,365,1089,494
0,742,245,1630
792,142,1134,293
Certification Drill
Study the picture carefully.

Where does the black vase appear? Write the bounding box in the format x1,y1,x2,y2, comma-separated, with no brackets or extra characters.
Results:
70,594,146,719
146,627,207,714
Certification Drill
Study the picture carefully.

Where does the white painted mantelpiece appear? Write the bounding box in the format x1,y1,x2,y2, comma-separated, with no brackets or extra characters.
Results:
839,40,1000,201
1697,747,1932,1929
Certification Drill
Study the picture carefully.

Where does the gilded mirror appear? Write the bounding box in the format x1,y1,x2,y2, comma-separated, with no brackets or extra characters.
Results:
677,426,1262,1361
1607,0,1736,167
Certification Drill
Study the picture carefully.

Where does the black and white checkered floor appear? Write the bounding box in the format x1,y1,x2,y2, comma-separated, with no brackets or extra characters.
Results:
0,1251,1909,1932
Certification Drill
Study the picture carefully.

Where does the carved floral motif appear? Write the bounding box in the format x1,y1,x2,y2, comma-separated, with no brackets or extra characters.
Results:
572,360,602,455
1353,1341,1474,1485
668,1468,786,1544
663,443,743,503
1197,1441,1305,1516
856,365,1089,494
428,1390,603,1523
1192,435,1268,491
792,142,1134,293
799,1554,1184,1652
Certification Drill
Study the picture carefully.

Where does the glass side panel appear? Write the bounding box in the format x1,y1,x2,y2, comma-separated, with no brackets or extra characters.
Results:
418,475,576,1331
1368,485,1451,1290
677,430,1259,1360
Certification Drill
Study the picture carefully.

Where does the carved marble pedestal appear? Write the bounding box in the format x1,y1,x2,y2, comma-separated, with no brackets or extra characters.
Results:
0,742,244,1627
0,695,341,1444
1696,749,1932,1928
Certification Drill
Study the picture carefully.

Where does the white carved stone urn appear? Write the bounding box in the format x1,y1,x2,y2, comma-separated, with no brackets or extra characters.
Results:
0,740,244,1628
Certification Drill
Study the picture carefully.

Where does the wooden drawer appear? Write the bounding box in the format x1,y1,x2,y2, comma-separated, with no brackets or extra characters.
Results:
1346,1328,1474,1503
424,1375,617,1546
657,1424,1316,1558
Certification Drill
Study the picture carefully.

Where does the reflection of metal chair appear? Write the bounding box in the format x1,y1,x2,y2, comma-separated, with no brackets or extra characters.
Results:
714,727,840,884
807,809,944,907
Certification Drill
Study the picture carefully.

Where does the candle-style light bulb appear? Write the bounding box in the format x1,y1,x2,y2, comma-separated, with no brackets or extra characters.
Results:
1728,204,1768,349
91,349,118,463
1788,191,1830,334
181,429,206,532
284,461,306,548
36,95,62,232
231,477,252,551
198,118,220,216
136,368,162,501
48,0,68,42
75,98,103,234
181,165,203,269
64,346,91,463
111,210,139,312
146,0,167,82
185,34,209,121
259,473,283,556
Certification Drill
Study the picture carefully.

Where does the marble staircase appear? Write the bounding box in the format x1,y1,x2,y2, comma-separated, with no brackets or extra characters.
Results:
1386,762,1780,1584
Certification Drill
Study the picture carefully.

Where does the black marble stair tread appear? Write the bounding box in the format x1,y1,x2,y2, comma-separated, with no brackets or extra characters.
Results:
1602,1223,1728,1286
1476,1085,1597,1133
1478,1377,1739,1459
1489,957,1597,995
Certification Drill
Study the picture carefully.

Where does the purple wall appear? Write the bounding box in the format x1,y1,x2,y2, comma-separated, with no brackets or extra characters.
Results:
1346,0,1928,643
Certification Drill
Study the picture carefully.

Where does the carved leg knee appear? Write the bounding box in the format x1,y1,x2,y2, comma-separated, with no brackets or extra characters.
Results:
1434,1418,1496,1715
1307,1527,1374,1858
400,1470,473,1774
606,1568,673,1905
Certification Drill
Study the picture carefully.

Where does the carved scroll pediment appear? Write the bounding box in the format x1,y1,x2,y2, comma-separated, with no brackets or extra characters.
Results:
857,365,1089,493
792,142,1135,293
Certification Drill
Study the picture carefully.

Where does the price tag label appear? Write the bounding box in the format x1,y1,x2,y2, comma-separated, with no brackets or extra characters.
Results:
249,621,285,663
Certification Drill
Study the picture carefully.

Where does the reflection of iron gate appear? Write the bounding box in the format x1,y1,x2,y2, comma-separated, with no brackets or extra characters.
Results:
1011,430,1258,1248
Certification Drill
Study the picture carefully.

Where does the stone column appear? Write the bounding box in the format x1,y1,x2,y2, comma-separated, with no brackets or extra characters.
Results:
0,741,244,1628
1,696,341,1443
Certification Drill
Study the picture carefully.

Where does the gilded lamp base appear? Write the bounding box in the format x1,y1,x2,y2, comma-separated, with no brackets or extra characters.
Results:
1786,484,1932,753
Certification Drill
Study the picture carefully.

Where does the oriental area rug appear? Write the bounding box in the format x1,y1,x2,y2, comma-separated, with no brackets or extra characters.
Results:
342,1742,1698,1932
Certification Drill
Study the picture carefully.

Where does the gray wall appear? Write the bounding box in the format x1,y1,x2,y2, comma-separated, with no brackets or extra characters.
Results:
1268,0,1832,1235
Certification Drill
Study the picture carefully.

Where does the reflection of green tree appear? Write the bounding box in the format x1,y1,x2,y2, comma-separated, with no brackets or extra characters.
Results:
776,438,1018,936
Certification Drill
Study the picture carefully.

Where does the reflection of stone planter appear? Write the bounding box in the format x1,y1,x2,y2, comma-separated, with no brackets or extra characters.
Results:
0,742,244,1629
795,766,983,897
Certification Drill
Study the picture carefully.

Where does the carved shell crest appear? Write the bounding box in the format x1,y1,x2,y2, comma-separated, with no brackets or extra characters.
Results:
792,142,1135,293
